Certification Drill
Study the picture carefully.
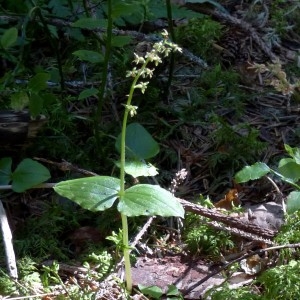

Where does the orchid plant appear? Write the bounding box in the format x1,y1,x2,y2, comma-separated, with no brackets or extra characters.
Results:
54,30,184,292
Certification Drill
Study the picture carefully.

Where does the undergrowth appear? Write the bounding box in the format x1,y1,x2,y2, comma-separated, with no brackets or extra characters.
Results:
1,0,300,298
175,17,223,63
209,117,266,172
205,284,261,300
257,260,300,299
275,211,300,260
183,196,234,257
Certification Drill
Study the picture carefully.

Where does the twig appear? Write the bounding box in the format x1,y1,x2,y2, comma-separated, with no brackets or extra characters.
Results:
183,242,300,296
34,157,98,176
213,11,277,61
177,197,277,240
131,217,155,249
0,15,208,69
207,220,275,245
3,292,58,300
0,183,55,190
265,175,286,214
185,4,278,62
116,216,156,277
0,201,18,278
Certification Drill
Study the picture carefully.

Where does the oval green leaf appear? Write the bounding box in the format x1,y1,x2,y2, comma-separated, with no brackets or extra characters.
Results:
0,157,12,185
11,159,51,192
278,158,300,182
111,36,132,47
54,176,121,212
10,91,29,111
287,191,300,214
71,18,107,29
115,123,160,159
1,27,18,49
29,92,44,117
112,3,138,18
235,162,270,183
284,144,300,164
78,88,98,100
73,50,103,63
28,73,50,92
115,159,158,177
138,285,163,299
119,184,184,218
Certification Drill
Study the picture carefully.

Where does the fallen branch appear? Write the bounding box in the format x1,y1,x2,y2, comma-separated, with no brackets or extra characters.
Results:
183,242,300,296
207,220,275,245
185,4,278,62
0,158,278,247
0,15,208,69
177,197,277,241
0,201,18,278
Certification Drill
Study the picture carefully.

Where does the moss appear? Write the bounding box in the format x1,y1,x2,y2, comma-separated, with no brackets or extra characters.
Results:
175,17,223,63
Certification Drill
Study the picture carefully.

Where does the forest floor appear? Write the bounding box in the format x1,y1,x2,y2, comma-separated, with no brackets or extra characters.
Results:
1,0,300,299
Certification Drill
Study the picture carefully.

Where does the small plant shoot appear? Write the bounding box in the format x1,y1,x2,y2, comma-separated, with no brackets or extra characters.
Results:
54,30,184,292
235,144,300,214
0,158,51,192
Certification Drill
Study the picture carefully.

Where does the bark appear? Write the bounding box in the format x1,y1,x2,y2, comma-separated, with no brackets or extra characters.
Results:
0,201,18,278
178,198,277,243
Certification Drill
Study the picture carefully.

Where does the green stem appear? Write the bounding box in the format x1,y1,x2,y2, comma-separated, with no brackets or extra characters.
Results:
118,34,179,292
94,0,113,151
121,213,132,291
165,0,175,98
271,169,300,190
34,7,65,90
166,0,176,42
119,59,150,293
120,59,150,194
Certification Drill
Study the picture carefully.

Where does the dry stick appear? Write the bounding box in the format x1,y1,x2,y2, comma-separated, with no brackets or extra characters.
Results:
0,184,276,242
265,175,286,214
4,293,59,300
185,5,278,62
0,183,55,190
0,183,276,242
216,12,277,62
0,15,208,69
0,201,18,278
207,220,275,245
131,216,156,249
34,157,99,176
115,216,156,278
177,198,277,240
182,242,300,296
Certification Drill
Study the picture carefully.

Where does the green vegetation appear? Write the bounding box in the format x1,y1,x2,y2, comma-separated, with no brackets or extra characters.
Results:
54,32,184,292
209,118,266,171
1,0,300,298
235,144,300,214
183,196,235,257
205,284,260,300
175,17,223,63
257,260,300,299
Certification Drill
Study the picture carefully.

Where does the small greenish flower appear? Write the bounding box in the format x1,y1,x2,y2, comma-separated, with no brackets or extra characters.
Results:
153,42,164,53
133,53,145,65
161,29,169,39
163,47,172,57
134,82,149,94
126,67,139,78
126,105,138,117
139,68,154,78
145,52,162,66
122,104,137,117
144,68,154,78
